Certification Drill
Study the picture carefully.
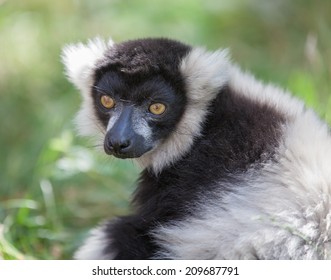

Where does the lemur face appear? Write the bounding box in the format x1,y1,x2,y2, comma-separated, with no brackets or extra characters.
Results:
62,37,230,171
92,71,186,159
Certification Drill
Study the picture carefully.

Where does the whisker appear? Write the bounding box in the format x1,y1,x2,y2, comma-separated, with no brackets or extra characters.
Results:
119,98,133,104
88,143,104,149
92,85,109,95
86,115,106,136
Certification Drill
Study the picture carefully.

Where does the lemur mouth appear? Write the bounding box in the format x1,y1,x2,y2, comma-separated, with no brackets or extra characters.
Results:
104,146,153,159
112,152,138,159
104,148,137,159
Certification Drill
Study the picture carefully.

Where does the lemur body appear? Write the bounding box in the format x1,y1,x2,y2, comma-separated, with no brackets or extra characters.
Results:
62,38,331,259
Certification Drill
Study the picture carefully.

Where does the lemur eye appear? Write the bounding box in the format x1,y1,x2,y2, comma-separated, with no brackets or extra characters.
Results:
149,103,166,115
100,95,115,109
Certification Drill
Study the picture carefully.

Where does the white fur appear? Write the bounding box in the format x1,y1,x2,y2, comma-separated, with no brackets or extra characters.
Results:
62,37,114,143
137,48,231,173
74,96,105,140
74,223,115,260
229,65,306,119
106,113,120,132
152,68,331,260
132,112,153,144
62,37,113,95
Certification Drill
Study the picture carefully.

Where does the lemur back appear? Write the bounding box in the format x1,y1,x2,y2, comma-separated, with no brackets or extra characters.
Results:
62,37,331,260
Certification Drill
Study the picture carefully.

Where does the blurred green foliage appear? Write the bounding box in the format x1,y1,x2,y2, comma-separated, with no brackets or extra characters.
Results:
0,0,330,259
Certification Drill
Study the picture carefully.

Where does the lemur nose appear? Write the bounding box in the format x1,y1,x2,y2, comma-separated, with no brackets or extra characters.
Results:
111,139,131,153
104,137,132,155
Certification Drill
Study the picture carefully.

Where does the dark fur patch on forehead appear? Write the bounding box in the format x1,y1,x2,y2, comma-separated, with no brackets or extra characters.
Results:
96,38,191,78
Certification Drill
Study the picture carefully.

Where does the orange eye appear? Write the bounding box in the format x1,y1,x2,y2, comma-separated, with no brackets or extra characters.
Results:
149,103,166,115
100,95,115,109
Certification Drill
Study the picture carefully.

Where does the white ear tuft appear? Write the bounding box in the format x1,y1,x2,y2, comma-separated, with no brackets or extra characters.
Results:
180,47,231,102
61,37,113,95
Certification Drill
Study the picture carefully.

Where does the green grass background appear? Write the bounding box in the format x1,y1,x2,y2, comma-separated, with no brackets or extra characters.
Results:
0,0,330,259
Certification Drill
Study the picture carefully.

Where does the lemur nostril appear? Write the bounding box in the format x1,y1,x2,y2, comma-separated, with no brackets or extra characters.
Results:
103,140,113,155
120,141,130,149
118,140,130,150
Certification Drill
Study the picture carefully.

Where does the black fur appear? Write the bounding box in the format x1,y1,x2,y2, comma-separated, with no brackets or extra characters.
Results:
102,85,285,259
92,71,187,139
95,38,191,86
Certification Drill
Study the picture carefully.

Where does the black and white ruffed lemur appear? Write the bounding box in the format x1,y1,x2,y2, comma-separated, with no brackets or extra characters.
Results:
61,37,331,259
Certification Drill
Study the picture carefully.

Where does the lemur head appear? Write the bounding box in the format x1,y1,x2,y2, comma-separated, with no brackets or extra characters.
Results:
62,37,230,172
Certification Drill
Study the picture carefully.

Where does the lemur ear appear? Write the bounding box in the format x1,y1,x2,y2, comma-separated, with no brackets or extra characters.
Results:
61,37,114,95
180,47,231,103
